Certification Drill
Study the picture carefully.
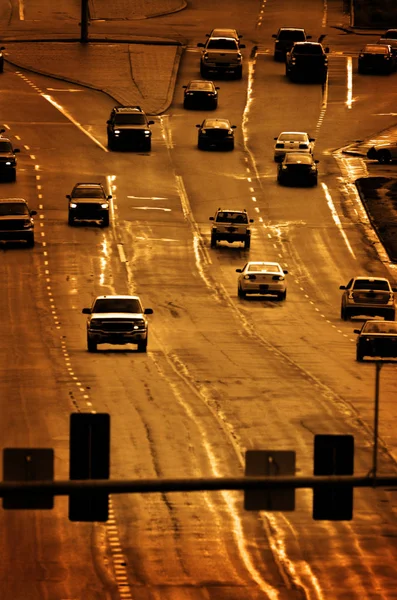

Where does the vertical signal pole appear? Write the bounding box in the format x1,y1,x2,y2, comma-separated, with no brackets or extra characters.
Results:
372,362,383,485
81,0,89,44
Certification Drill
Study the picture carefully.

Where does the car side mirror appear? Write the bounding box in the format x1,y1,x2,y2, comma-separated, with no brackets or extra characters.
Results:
144,308,153,315
107,195,112,200
309,138,315,141
148,120,154,125
66,194,71,199
197,43,205,48
82,308,91,314
30,210,37,216
236,269,242,273
239,44,246,48
307,35,312,39
392,287,397,292
353,329,361,334
106,120,111,124
231,125,237,129
182,85,187,88
249,219,254,223
206,33,210,37
0,128,5,133
339,285,346,290
272,34,277,38
209,216,214,220
274,137,278,140
325,47,329,53
315,160,319,164
196,124,201,128
215,86,220,90
0,46,4,50
283,270,288,274
14,148,20,153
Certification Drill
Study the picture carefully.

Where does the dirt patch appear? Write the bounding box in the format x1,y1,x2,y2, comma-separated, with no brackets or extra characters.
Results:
356,177,397,262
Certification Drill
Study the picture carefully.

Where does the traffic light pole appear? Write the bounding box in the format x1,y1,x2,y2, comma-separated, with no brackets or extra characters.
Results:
371,361,383,485
80,0,89,43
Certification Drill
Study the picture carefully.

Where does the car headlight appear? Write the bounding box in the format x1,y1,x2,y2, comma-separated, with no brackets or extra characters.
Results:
100,203,109,209
23,220,33,228
203,53,209,61
114,129,120,134
359,53,364,58
237,53,242,61
291,58,296,64
133,319,146,329
69,203,78,209
228,130,234,135
144,130,151,136
5,161,11,165
201,130,207,135
282,165,288,170
90,320,102,329
311,165,317,171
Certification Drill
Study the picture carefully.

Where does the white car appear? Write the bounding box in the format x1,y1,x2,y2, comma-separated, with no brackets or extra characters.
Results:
236,262,288,299
274,131,315,162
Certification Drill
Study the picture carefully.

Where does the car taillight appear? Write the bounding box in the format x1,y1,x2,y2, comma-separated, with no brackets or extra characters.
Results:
299,143,309,149
244,274,256,280
272,275,284,281
276,143,284,148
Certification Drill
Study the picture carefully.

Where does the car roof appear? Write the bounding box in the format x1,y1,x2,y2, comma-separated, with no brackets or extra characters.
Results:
278,131,309,136
93,295,141,301
0,197,28,204
73,182,104,188
0,138,13,143
247,261,282,267
278,27,306,32
293,41,322,47
353,276,390,282
216,208,247,213
113,106,144,113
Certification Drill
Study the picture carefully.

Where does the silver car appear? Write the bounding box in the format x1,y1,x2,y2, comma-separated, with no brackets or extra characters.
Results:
236,261,288,300
274,131,315,162
340,276,396,321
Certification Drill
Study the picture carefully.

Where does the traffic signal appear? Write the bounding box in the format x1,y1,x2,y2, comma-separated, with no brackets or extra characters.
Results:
69,413,110,522
313,434,354,521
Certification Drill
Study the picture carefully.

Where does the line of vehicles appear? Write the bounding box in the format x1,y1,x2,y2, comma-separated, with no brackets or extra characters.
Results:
1,26,396,360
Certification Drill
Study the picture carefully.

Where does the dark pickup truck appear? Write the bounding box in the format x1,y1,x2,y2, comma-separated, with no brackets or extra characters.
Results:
286,42,329,83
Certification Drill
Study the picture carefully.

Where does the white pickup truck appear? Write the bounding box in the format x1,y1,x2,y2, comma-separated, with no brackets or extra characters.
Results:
197,35,245,79
82,295,153,353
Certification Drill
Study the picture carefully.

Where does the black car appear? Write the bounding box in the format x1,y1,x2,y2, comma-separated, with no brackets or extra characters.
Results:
277,153,319,186
0,138,20,181
107,106,154,151
358,44,396,74
272,27,311,61
183,80,219,109
286,42,329,83
196,118,236,150
0,198,37,246
67,183,112,226
354,320,397,362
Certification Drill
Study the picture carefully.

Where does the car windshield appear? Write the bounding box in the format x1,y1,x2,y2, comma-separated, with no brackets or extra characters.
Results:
93,298,143,313
285,154,313,164
0,202,29,215
248,264,280,273
189,82,213,91
353,279,390,291
279,133,307,142
294,44,323,55
0,141,13,152
278,30,305,41
207,39,238,50
363,321,397,334
216,212,248,223
72,187,105,199
114,114,147,125
204,120,229,128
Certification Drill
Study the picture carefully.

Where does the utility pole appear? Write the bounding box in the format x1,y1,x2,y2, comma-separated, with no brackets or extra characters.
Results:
80,0,89,44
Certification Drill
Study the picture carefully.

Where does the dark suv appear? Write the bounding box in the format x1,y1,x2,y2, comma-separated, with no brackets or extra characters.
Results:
286,42,329,83
0,198,37,246
0,137,20,181
67,182,112,227
107,106,154,151
272,27,311,61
